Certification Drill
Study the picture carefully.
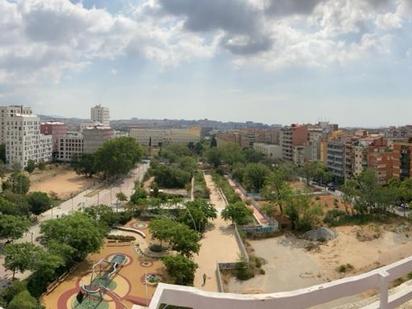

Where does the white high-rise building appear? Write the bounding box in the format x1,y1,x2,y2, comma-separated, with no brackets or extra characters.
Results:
90,104,110,127
0,105,32,145
4,110,52,168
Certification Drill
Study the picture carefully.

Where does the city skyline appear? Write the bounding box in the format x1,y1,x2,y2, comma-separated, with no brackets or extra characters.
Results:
1,0,412,126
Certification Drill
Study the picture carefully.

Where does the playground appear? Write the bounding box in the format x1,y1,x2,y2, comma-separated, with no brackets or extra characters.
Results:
42,221,163,309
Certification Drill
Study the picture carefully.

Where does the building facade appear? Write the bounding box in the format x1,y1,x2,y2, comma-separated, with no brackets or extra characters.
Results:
253,143,282,161
130,127,201,147
90,104,110,127
280,124,309,162
393,140,412,180
57,132,84,162
0,105,32,145
83,126,114,154
40,121,68,155
5,113,52,168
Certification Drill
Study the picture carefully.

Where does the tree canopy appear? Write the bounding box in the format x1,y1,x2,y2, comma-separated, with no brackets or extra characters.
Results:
162,255,198,286
178,199,217,232
221,201,253,226
27,192,52,215
40,212,105,260
0,215,30,241
3,172,30,194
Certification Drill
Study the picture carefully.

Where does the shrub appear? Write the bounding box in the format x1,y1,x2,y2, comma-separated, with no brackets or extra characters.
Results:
336,263,354,273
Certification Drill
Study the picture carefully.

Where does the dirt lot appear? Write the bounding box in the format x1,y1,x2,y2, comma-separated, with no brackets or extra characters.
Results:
29,165,93,200
226,222,412,296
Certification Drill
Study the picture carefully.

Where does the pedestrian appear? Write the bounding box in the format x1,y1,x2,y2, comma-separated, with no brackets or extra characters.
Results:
202,273,207,286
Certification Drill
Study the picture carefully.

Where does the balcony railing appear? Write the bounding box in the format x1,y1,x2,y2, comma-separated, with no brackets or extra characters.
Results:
149,255,412,309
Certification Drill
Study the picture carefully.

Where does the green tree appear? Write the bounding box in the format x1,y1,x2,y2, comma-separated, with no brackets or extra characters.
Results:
3,172,30,194
0,215,30,241
71,153,97,178
206,147,222,168
84,205,118,229
179,199,217,232
262,170,293,215
242,163,270,192
221,201,253,225
27,191,52,215
0,195,29,217
162,255,198,286
8,290,40,309
41,212,105,260
130,186,148,204
151,164,191,188
95,137,143,179
149,218,201,257
285,193,323,231
3,243,40,279
301,161,331,185
116,192,128,203
342,169,392,214
25,160,36,174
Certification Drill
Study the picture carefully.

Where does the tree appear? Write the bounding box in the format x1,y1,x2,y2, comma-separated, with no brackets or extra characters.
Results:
0,195,29,217
0,215,30,241
301,161,331,185
285,193,323,232
342,169,392,214
3,243,40,279
84,205,118,229
25,160,36,174
206,147,222,168
116,192,127,203
3,172,30,194
71,153,97,178
162,255,198,286
95,137,143,179
41,212,105,260
130,186,147,204
179,199,217,232
149,218,201,257
8,290,40,309
221,202,253,225
242,163,270,192
27,192,52,215
151,164,191,188
262,170,293,215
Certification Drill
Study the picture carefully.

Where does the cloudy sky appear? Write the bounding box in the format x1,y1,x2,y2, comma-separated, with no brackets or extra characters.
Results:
1,0,412,126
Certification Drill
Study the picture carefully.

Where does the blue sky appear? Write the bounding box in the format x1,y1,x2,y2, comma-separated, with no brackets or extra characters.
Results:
1,0,412,127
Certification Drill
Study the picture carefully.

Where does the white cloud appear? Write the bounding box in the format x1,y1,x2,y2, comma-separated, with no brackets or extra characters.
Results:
0,0,411,87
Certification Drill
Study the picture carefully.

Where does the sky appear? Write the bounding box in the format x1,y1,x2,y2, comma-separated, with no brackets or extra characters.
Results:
0,0,412,127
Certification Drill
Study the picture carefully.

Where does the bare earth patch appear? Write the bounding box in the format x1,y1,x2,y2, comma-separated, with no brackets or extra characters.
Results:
29,165,93,200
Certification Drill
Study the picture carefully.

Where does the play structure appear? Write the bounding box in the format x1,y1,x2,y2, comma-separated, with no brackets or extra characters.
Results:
76,254,127,307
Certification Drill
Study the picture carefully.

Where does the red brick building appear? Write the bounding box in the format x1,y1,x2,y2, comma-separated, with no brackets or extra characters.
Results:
40,122,68,154
392,140,412,180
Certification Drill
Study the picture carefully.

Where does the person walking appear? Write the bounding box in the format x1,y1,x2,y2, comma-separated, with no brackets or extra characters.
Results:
202,273,207,286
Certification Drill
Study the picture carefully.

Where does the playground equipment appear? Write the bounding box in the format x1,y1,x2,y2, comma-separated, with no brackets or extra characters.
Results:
77,254,127,306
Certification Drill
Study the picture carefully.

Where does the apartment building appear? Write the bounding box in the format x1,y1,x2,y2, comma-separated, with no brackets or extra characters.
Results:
57,132,84,162
280,124,308,161
327,139,346,182
40,121,68,155
5,113,52,168
130,127,201,147
253,143,282,161
0,105,32,144
393,140,412,180
90,104,110,127
83,125,114,154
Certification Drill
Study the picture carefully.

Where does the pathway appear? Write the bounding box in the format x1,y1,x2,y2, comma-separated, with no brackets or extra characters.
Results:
193,174,240,292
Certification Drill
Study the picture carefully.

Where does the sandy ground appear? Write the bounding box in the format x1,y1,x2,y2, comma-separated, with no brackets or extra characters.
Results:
42,222,162,309
226,224,412,306
193,174,241,292
29,165,93,200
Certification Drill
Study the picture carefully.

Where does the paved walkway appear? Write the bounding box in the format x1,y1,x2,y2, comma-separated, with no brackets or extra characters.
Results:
193,174,240,292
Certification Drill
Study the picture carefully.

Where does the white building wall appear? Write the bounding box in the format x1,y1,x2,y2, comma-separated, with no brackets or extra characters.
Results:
90,105,110,127
5,113,52,168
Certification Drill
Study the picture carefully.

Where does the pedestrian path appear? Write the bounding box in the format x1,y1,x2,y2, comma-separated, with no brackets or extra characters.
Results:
192,174,240,292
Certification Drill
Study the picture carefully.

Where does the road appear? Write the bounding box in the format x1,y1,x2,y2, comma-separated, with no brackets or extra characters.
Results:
0,162,149,283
